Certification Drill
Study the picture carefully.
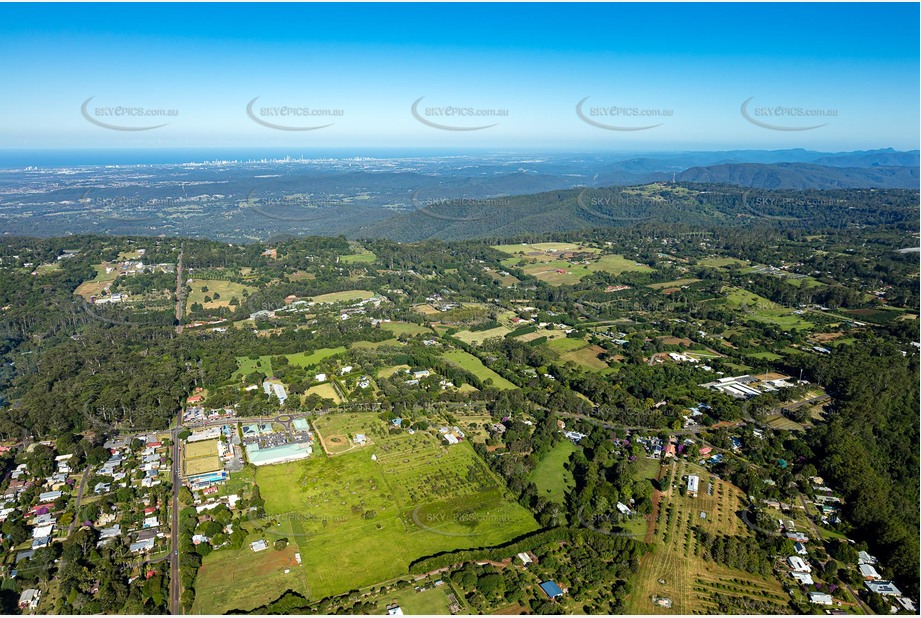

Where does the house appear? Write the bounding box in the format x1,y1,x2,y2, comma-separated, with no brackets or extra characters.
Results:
18,588,40,611
314,373,327,383
386,604,403,615
340,366,353,375
130,538,155,553
539,580,564,599
859,564,882,581
517,552,533,565
794,542,808,556
857,551,877,565
250,539,268,552
865,581,901,596
32,524,54,539
412,370,430,379
353,434,367,446
443,433,458,445
790,571,814,585
808,592,833,606
787,556,811,573
687,475,699,498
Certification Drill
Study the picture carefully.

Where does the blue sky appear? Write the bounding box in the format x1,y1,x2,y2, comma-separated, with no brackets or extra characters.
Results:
0,2,917,151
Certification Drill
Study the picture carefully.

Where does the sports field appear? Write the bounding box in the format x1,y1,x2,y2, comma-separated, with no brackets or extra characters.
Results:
240,417,538,601
441,350,516,389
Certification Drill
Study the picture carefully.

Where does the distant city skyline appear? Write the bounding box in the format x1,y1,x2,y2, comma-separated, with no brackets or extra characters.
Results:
1,2,917,151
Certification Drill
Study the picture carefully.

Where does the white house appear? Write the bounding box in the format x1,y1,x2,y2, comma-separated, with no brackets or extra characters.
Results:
808,592,833,605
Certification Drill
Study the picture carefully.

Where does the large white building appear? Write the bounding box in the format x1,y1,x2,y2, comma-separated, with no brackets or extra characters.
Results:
687,475,699,498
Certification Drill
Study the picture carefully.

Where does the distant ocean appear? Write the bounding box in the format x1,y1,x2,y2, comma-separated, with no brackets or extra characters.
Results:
0,148,499,169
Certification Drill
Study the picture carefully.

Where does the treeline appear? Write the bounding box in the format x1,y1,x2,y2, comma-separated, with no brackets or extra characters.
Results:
790,336,920,598
407,526,645,574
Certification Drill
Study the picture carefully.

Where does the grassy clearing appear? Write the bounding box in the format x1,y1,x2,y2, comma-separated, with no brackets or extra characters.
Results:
246,422,538,601
546,337,588,353
453,325,512,345
558,344,608,371
529,440,576,503
647,278,701,290
383,322,433,336
340,252,377,264
378,586,453,615
186,279,255,314
234,347,347,379
377,364,411,378
304,383,342,404
698,257,748,268
442,350,516,390
183,439,220,476
192,540,308,614
309,290,375,304
722,287,813,331
74,263,119,299
591,254,654,276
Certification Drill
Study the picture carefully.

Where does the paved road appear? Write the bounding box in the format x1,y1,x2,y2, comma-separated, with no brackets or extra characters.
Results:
67,467,91,535
169,426,181,614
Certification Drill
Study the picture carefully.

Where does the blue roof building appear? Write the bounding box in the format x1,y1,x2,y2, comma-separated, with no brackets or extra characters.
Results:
539,581,564,598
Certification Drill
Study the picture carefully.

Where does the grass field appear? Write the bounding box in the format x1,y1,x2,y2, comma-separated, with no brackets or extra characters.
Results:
235,347,347,379
241,419,538,601
377,586,453,615
377,364,411,378
698,257,748,268
546,338,608,370
529,440,576,503
192,540,308,614
340,252,377,264
304,382,342,404
186,279,255,314
493,241,601,256
453,325,512,345
624,460,787,614
647,278,701,290
442,350,516,390
383,322,434,336
721,287,813,331
74,263,119,299
546,337,589,353
309,290,375,304
183,439,220,476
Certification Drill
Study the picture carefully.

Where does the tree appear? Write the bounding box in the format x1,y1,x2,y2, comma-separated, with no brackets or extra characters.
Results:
178,486,193,506
274,538,289,551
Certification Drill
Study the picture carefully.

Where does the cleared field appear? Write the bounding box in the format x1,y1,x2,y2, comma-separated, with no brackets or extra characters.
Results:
493,241,600,256
591,254,654,276
698,257,748,268
648,278,701,290
722,287,813,330
192,541,308,614
442,350,516,390
546,337,590,353
247,422,538,601
74,263,119,299
513,328,567,343
340,252,377,264
285,347,347,367
453,325,512,345
310,289,375,304
747,351,783,361
625,460,787,614
183,439,220,476
378,586,452,615
186,279,255,314
383,322,433,336
234,347,346,378
304,382,342,404
560,345,608,370
377,364,411,378
529,440,576,503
